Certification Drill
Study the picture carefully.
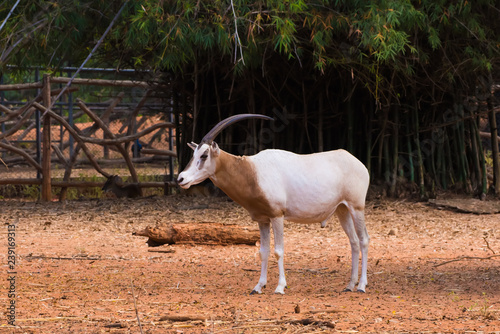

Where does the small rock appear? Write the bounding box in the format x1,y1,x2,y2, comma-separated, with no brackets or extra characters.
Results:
388,228,397,236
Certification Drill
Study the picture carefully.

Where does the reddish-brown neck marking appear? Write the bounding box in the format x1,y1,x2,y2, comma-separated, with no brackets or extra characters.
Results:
210,150,281,220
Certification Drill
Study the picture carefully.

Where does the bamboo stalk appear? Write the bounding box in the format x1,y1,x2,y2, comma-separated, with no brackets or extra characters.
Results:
413,107,425,197
365,103,373,173
302,81,313,152
405,110,414,182
383,137,390,185
347,98,354,153
192,61,199,140
389,106,399,196
438,132,446,189
468,118,481,193
487,91,500,196
474,116,488,197
377,108,389,179
318,92,324,152
444,128,455,186
457,105,470,191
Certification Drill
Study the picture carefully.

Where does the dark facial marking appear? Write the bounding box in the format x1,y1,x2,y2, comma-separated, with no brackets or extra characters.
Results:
198,149,209,170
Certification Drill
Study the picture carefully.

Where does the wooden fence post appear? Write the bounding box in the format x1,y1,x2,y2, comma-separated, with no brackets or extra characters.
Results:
41,74,52,201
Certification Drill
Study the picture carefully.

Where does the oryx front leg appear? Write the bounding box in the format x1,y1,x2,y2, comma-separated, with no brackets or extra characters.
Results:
271,217,286,294
251,222,271,294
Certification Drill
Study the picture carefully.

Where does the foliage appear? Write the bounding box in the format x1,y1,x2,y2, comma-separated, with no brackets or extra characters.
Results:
2,1,498,103
1,0,499,196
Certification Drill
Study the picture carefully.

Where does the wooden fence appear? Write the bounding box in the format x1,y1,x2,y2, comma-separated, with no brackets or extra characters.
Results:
0,73,177,201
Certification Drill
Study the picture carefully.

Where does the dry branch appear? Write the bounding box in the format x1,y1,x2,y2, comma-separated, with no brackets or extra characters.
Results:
17,121,36,142
0,178,42,185
0,142,42,171
0,107,36,140
433,255,500,267
50,86,79,96
126,90,152,137
277,318,336,328
140,148,177,157
480,131,500,143
483,236,496,254
51,144,69,166
0,103,14,114
77,99,138,182
26,254,101,261
77,122,174,145
308,309,349,314
0,94,41,123
0,178,175,188
136,181,176,187
159,314,207,322
0,82,44,91
50,77,159,88
133,222,260,246
101,92,124,159
130,278,144,334
15,316,87,322
59,93,124,200
104,323,126,329
0,85,76,96
32,102,109,178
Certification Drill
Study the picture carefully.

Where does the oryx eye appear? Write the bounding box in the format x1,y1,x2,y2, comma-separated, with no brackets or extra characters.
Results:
200,149,209,160
196,152,208,169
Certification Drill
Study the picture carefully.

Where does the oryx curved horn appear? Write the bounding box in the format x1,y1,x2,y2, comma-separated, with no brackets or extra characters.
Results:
200,114,274,144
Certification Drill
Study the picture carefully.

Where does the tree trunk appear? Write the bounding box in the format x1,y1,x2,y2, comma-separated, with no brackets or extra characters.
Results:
133,222,260,246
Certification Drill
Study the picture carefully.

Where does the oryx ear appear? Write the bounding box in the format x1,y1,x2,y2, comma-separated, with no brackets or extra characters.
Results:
188,142,198,151
211,141,220,157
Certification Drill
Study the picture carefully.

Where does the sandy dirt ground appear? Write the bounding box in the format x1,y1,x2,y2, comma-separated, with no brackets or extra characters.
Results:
0,196,499,333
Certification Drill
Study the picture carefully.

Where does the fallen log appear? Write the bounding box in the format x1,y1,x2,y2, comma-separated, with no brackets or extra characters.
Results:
133,222,260,246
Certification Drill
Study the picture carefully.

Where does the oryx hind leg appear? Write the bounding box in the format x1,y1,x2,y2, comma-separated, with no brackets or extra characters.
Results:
335,204,369,292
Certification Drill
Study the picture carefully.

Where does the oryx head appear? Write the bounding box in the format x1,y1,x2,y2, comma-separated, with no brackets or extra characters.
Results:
177,114,273,189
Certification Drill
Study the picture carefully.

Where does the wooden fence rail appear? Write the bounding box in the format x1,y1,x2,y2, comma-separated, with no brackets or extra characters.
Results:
0,73,176,201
